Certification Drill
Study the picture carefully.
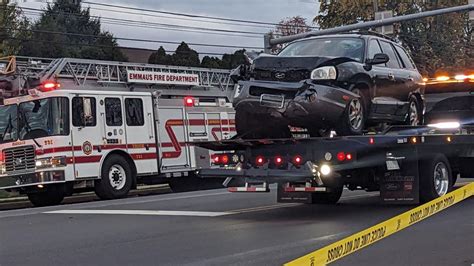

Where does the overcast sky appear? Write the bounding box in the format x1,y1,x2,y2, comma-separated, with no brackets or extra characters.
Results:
16,0,320,56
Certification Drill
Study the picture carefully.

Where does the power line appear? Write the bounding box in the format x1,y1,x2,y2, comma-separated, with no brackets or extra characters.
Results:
19,7,266,36
22,10,263,40
3,27,264,50
23,10,262,39
87,6,275,30
83,1,284,27
6,37,232,56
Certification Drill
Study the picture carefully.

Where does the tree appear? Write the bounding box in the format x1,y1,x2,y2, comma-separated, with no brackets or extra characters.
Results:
19,0,126,61
220,49,247,69
148,46,171,65
271,16,312,54
201,56,222,68
170,42,200,67
315,0,473,76
0,1,30,56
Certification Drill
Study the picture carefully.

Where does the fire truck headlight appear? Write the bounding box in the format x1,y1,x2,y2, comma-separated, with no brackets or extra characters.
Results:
320,164,331,176
36,156,67,169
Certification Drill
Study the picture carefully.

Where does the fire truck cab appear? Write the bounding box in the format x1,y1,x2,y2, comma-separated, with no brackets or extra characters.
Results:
0,56,236,206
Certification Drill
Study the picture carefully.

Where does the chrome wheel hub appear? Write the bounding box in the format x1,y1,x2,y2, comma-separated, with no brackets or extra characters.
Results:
409,101,419,126
108,164,126,190
349,99,363,130
433,162,449,196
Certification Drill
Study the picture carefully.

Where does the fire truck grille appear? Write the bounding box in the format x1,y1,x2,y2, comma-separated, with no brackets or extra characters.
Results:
4,146,36,173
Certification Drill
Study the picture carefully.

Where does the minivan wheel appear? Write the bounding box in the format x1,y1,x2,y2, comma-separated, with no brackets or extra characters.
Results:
337,88,366,136
419,154,453,202
407,96,422,126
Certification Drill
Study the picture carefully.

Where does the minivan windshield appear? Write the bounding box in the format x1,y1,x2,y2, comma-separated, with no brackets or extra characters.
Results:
278,37,365,62
0,97,69,143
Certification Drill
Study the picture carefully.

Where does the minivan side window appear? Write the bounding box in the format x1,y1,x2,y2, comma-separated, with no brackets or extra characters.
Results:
379,41,401,69
105,98,123,126
72,97,96,127
394,45,416,70
125,98,145,126
367,39,383,60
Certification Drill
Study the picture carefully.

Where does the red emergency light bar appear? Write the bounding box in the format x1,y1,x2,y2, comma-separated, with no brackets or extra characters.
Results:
39,81,61,92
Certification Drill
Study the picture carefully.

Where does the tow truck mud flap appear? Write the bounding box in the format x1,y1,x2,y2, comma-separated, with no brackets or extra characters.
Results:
380,147,419,204
277,183,319,204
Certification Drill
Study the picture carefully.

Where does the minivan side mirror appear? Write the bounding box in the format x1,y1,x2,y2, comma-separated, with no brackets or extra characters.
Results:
366,53,389,65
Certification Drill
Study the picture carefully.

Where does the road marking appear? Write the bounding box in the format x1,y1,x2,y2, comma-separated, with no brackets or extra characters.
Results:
228,203,300,214
285,182,474,266
45,209,231,217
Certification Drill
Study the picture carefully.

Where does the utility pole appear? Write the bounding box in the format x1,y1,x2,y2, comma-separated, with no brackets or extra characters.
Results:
373,0,379,13
266,4,474,49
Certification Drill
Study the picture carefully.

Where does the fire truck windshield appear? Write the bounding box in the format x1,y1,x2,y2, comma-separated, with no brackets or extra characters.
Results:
0,97,69,143
18,97,69,140
0,105,18,143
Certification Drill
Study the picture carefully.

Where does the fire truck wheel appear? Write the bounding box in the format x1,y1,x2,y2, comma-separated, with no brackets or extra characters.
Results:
27,185,65,207
95,155,133,200
419,154,453,203
308,186,343,204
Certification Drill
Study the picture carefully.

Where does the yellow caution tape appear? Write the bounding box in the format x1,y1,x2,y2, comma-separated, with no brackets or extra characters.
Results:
285,182,474,266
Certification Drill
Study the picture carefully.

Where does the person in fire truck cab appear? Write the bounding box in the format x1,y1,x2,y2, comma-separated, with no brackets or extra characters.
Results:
0,98,69,144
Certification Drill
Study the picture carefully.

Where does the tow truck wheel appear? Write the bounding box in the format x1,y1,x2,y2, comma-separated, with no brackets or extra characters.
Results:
419,154,453,202
95,155,133,200
27,185,65,207
337,88,366,136
309,186,343,204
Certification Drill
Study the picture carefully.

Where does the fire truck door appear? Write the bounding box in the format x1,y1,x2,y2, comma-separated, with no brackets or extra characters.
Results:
157,107,191,172
70,96,104,179
207,112,232,141
123,97,158,174
98,96,127,151
186,112,208,169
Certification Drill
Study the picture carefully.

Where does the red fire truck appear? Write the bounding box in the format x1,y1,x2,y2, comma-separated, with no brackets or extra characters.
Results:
0,56,236,206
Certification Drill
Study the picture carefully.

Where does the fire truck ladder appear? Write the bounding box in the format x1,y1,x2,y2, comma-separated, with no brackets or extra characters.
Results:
6,56,235,98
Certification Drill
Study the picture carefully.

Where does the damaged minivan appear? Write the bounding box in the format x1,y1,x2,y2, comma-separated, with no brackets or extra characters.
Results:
232,33,424,138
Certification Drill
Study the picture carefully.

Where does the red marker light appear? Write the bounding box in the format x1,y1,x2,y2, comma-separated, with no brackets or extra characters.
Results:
0,152,4,162
369,138,375,145
211,154,220,164
40,81,61,92
337,152,346,162
274,156,283,165
292,155,303,165
184,96,195,107
255,156,265,166
221,155,229,164
346,153,353,160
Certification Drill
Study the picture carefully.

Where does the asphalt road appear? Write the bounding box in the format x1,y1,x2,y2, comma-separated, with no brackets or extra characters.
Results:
0,183,473,266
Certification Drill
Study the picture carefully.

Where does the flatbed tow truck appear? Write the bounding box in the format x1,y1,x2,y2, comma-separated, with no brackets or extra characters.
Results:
197,76,474,204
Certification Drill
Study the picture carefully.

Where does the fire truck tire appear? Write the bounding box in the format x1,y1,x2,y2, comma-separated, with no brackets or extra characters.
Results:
27,186,65,207
308,186,343,204
419,154,453,203
95,155,133,200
